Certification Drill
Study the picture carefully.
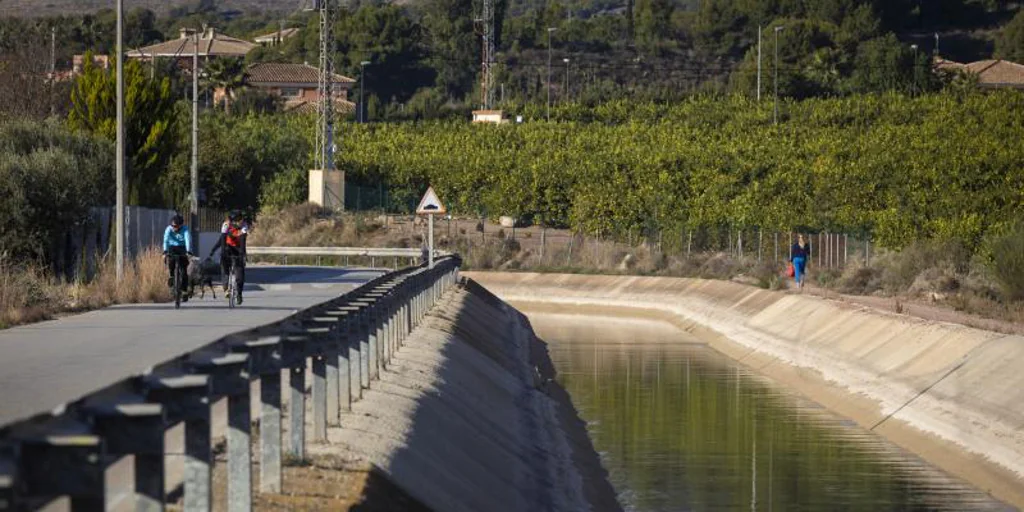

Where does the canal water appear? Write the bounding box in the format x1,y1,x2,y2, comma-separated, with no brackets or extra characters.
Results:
527,311,1013,512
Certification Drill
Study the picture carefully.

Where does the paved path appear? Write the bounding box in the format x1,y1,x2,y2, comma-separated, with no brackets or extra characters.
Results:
0,266,382,426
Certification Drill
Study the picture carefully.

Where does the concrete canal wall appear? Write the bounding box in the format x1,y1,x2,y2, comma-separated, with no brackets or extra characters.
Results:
467,271,1024,508
299,278,611,512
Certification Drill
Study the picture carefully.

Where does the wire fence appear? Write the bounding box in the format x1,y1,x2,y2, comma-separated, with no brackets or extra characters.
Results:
421,217,873,270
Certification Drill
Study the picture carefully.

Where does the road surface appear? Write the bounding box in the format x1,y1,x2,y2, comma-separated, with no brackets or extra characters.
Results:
0,266,381,426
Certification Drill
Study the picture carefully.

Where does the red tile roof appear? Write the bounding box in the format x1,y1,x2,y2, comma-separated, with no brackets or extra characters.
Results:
245,63,354,86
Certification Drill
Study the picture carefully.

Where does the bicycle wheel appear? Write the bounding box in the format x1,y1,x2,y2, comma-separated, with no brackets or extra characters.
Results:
227,262,236,309
174,261,182,309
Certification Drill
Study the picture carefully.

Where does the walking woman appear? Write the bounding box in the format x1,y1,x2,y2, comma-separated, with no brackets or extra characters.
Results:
791,234,811,289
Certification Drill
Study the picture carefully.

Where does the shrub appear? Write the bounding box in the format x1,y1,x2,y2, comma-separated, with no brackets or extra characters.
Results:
985,220,1024,301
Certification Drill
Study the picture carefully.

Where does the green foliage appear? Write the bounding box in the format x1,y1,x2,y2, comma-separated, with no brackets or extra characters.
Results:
0,120,112,262
984,219,1024,301
337,92,1024,250
996,9,1024,63
165,112,313,212
259,168,308,214
67,54,178,207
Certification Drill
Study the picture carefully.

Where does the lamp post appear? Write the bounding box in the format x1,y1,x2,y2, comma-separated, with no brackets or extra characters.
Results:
563,58,570,103
774,25,784,125
547,27,556,121
359,60,370,123
116,0,125,279
910,44,919,95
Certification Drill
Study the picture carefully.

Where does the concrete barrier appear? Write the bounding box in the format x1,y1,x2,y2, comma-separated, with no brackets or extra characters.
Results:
0,257,461,511
467,271,1024,508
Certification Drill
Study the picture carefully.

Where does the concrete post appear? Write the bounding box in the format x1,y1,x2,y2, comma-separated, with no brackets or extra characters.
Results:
367,312,379,381
350,316,362,400
227,393,252,512
338,323,351,411
184,416,211,512
326,347,340,426
135,453,164,512
288,365,305,461
259,376,281,493
360,313,371,389
311,355,327,442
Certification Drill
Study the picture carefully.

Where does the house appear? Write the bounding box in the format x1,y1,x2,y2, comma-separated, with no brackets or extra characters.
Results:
126,27,256,61
254,28,300,47
934,57,1024,89
237,62,356,113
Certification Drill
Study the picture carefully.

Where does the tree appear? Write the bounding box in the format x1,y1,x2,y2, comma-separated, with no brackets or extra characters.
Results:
204,57,246,115
634,0,674,53
67,54,177,207
419,0,477,100
996,9,1024,63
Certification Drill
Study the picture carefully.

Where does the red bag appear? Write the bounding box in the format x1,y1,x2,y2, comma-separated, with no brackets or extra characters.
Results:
786,262,795,278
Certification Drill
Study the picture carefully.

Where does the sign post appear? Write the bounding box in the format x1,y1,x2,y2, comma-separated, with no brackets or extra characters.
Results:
415,187,446,269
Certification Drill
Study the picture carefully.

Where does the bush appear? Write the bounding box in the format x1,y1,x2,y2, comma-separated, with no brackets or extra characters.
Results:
985,220,1024,301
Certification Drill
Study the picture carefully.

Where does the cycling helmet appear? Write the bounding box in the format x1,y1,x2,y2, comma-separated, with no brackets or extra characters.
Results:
229,210,243,222
170,214,184,227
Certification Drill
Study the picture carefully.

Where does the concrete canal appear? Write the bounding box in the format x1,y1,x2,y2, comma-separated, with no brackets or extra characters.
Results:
468,272,1024,511
529,311,1010,511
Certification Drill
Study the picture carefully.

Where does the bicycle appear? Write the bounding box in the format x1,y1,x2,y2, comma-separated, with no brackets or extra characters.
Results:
226,254,243,308
169,252,189,309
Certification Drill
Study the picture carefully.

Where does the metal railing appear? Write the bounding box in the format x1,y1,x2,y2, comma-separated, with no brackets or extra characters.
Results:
246,246,451,270
0,255,462,511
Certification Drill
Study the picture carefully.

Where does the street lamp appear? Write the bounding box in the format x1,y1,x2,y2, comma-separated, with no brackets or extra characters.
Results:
547,27,556,121
563,58,570,103
774,25,784,125
910,44,919,95
359,60,370,123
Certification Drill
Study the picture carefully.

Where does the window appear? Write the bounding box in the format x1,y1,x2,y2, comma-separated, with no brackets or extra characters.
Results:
280,87,301,97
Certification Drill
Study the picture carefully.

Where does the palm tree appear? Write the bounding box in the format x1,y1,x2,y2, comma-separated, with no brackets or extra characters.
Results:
204,57,245,115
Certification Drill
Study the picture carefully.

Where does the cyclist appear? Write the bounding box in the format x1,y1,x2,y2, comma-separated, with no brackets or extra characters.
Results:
208,210,248,304
163,214,194,301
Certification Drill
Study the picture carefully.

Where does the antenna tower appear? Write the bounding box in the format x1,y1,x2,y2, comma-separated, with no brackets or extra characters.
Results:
315,0,336,171
479,0,495,109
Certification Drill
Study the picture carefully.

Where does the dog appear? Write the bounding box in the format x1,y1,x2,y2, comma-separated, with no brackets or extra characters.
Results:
187,256,217,300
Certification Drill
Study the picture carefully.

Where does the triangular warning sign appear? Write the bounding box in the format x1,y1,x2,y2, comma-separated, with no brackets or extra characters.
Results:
416,186,447,215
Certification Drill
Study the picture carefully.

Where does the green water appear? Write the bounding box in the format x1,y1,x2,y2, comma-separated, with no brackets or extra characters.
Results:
529,312,1013,512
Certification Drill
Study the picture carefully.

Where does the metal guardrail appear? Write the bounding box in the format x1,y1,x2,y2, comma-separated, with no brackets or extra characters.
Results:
247,246,429,258
0,255,462,511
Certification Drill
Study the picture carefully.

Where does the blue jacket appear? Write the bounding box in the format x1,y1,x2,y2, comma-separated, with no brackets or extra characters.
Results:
163,225,193,254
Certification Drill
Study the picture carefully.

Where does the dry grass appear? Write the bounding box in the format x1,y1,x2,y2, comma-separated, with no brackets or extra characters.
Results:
249,204,394,248
0,248,170,329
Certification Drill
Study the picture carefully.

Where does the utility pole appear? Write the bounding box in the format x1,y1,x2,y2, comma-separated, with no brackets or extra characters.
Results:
774,26,783,125
359,60,370,123
756,25,762,101
315,0,336,173
116,0,125,279
563,58,570,103
547,27,556,121
480,0,495,110
191,33,200,253
50,26,56,116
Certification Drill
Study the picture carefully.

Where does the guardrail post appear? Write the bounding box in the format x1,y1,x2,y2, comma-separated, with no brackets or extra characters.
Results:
144,374,211,512
232,336,284,495
88,399,165,512
288,365,305,460
339,319,352,411
0,449,14,511
359,304,372,389
367,305,380,381
311,354,328,442
347,309,365,399
14,424,104,511
190,353,251,512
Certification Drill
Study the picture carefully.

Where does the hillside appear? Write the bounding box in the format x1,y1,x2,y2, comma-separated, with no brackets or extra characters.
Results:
0,0,286,17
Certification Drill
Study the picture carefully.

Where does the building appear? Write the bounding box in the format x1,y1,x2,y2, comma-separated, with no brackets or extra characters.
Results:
254,28,300,47
126,27,256,61
471,109,508,124
934,57,1024,89
236,62,356,113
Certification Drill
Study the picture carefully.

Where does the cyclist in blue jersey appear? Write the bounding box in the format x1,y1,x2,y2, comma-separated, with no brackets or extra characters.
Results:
163,214,194,300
